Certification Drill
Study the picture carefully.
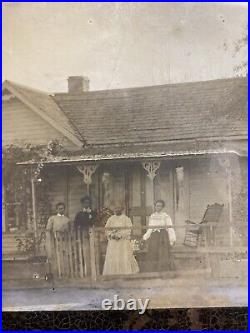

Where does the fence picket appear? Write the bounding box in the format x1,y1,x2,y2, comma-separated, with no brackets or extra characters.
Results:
89,227,97,281
78,228,84,278
55,232,62,278
73,228,78,277
68,225,74,278
59,232,65,277
95,230,100,276
63,231,70,278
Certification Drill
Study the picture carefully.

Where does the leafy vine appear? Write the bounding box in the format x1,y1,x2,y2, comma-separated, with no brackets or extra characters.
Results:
2,140,64,234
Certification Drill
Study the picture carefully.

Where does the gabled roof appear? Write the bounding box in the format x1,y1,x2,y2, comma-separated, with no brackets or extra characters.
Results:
53,77,247,147
2,80,84,148
3,77,247,159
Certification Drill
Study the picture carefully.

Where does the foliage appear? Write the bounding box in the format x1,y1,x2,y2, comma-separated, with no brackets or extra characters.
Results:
15,232,36,255
96,207,114,227
3,144,43,231
2,140,64,232
15,230,47,255
233,25,248,76
131,239,144,252
222,250,247,261
47,139,64,156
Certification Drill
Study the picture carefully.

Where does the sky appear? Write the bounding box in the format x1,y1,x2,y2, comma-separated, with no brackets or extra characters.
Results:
2,2,248,93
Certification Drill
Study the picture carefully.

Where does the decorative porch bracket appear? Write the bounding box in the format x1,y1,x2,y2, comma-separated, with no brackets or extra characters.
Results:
141,160,161,206
77,164,99,194
141,160,161,181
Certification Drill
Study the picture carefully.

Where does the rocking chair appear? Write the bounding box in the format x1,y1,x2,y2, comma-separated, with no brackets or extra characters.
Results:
184,203,224,247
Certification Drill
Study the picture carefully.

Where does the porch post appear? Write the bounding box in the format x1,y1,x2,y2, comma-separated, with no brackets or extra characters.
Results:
141,160,161,205
219,156,233,247
30,164,43,243
31,177,38,240
77,164,99,195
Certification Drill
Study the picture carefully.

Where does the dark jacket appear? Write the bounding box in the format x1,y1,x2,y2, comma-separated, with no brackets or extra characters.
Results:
74,209,97,231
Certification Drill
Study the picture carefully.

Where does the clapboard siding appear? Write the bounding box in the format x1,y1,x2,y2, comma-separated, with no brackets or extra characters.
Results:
2,98,77,149
68,170,88,220
48,169,68,216
40,167,96,226
2,234,21,255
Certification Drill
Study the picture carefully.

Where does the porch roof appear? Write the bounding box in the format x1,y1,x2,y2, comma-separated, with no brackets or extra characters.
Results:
17,139,247,166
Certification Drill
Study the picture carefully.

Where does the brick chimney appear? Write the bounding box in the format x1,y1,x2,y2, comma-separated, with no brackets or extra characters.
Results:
67,76,89,94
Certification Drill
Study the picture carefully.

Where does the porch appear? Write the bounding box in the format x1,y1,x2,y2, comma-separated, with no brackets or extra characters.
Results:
39,223,247,282
2,152,247,284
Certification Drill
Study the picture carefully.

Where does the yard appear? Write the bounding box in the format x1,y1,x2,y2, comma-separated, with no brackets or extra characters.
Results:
3,272,247,311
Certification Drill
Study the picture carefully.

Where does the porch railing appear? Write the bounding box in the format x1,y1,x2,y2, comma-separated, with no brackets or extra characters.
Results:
49,224,247,280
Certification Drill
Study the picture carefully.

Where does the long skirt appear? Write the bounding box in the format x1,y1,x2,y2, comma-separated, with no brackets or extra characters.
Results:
103,239,139,275
145,230,175,272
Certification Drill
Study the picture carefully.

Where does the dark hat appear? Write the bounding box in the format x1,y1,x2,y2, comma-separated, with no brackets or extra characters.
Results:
80,195,92,204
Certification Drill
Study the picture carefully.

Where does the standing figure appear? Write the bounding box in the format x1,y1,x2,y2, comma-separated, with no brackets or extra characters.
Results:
103,206,139,276
143,200,176,272
45,202,70,275
74,196,97,276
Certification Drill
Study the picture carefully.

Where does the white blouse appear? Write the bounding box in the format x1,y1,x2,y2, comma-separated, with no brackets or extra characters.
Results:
143,212,176,245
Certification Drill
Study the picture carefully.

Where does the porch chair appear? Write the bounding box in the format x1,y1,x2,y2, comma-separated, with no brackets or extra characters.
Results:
183,203,224,247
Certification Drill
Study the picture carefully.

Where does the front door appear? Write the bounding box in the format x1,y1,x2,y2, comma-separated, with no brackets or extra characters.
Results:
128,161,179,239
128,163,152,236
99,164,126,211
98,163,151,236
99,162,177,239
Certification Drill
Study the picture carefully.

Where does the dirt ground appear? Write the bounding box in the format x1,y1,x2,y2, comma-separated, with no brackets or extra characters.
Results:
3,276,247,311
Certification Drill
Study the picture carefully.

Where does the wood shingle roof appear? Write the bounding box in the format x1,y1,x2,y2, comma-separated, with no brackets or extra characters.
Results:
53,77,247,148
3,76,247,159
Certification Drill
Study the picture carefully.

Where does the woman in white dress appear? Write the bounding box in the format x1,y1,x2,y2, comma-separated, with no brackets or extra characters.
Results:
143,200,176,272
103,206,139,276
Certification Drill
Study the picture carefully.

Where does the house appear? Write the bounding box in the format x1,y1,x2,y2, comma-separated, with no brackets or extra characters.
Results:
2,76,247,279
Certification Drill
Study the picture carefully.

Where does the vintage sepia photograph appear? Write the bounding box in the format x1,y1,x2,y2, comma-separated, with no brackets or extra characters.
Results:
2,2,248,313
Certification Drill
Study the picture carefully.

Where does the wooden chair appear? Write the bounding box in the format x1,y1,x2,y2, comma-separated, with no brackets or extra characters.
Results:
184,203,224,247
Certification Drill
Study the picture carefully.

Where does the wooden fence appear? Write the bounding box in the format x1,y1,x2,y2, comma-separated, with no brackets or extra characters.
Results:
51,226,96,279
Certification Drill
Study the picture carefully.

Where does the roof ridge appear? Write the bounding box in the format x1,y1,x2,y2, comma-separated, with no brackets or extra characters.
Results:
54,76,247,97
3,76,247,97
3,80,49,96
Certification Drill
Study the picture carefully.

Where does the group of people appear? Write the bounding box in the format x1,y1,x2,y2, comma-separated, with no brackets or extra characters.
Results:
45,196,96,276
46,196,176,276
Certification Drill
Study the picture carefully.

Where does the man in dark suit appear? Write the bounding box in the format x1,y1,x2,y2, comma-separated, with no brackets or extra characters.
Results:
74,196,97,276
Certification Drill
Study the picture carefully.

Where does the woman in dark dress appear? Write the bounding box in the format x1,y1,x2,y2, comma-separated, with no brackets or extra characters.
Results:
143,200,176,272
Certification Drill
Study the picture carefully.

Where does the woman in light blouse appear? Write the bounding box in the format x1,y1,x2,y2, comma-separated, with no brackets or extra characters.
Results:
143,199,176,272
